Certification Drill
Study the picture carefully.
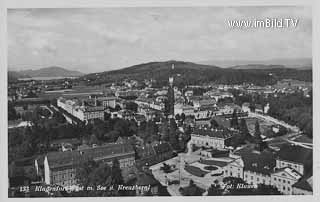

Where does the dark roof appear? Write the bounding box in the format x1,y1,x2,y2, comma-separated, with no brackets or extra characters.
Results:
292,177,313,191
235,147,276,175
199,159,229,167
192,128,234,139
46,143,134,169
276,145,312,165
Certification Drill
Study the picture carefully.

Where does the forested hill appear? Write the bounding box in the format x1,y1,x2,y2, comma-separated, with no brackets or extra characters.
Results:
80,60,312,86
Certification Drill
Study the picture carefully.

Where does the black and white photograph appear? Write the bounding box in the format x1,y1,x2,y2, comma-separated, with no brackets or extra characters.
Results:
4,2,316,198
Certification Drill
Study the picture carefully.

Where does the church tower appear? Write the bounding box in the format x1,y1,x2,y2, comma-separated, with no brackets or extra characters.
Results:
167,64,175,118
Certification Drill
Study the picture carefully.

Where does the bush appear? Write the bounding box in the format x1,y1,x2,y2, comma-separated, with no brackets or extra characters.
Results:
203,166,218,171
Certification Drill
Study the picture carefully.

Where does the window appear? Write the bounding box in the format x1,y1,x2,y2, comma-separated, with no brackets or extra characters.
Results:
288,187,290,191
283,179,286,183
251,176,253,180
257,178,259,182
245,175,248,178
274,177,277,181
278,179,281,182
283,186,286,191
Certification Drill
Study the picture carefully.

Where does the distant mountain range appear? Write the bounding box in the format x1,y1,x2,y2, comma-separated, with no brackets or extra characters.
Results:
8,66,84,81
199,58,312,70
81,60,312,86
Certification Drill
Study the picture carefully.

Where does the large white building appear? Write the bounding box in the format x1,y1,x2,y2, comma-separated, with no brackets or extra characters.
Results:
57,97,104,122
271,167,302,195
190,128,234,150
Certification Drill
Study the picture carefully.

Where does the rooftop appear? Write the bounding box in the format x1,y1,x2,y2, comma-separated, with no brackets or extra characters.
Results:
45,143,135,169
192,128,234,139
235,147,276,175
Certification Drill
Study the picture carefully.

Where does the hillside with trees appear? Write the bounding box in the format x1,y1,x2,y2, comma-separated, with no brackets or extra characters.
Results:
79,61,312,87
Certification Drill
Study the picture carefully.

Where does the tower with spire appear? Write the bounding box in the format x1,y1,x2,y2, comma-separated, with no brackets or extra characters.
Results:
167,63,175,118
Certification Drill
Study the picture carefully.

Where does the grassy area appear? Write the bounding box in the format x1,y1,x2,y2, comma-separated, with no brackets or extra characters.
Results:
184,165,208,177
245,117,273,135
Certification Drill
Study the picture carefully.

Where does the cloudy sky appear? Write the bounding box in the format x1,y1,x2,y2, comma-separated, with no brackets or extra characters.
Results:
8,7,312,73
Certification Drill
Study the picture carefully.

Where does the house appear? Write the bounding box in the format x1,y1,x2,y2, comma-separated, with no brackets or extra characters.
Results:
37,143,135,187
190,128,234,150
174,104,194,116
271,167,302,195
275,145,313,175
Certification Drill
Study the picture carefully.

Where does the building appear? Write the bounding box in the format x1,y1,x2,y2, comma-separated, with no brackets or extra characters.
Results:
235,148,276,186
292,176,313,195
271,167,302,195
57,97,104,122
174,104,194,116
223,153,244,179
191,96,216,110
37,143,135,187
190,128,234,150
136,142,174,168
98,96,117,109
275,145,313,175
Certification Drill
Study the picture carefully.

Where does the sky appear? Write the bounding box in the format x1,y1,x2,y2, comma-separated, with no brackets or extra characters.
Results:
8,6,312,73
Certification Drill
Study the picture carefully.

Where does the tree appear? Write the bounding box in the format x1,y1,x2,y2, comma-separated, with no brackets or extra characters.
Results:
207,180,223,196
89,134,99,145
76,160,113,196
159,120,169,141
180,113,186,122
254,120,262,143
175,114,181,121
179,180,204,196
125,102,138,112
111,158,124,185
169,118,179,150
8,102,19,120
230,109,239,129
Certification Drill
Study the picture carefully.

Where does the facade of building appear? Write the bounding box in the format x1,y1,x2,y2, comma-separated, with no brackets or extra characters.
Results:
57,97,104,122
190,128,233,150
174,104,194,116
271,167,302,195
39,143,135,187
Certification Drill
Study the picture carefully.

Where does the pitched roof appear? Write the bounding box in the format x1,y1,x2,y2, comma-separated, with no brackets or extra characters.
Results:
292,177,313,191
276,145,312,165
46,143,134,169
273,167,302,180
235,147,276,175
192,128,234,139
